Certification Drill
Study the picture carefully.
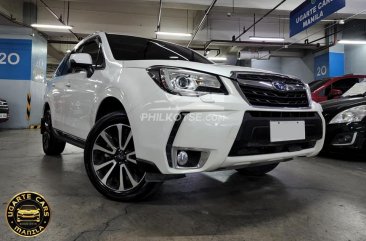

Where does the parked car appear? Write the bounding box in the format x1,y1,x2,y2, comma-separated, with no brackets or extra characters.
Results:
309,75,366,102
42,32,325,201
321,81,366,152
0,98,9,123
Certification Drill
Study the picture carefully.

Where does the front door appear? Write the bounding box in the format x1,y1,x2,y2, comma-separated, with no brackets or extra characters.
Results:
64,38,106,140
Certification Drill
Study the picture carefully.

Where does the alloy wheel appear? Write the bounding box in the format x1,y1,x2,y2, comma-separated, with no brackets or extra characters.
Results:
91,124,144,192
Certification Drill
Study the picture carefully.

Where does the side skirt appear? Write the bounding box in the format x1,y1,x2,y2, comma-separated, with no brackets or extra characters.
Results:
53,128,86,149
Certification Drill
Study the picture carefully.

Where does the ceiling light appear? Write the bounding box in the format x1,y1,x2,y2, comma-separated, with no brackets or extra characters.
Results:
208,57,227,61
31,24,73,30
155,31,192,37
249,36,285,42
338,19,345,25
338,40,366,45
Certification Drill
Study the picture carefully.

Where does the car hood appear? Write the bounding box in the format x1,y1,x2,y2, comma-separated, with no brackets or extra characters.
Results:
122,60,277,78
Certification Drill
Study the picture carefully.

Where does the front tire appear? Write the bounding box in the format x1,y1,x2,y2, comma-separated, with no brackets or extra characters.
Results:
84,112,161,202
236,163,279,176
42,110,66,155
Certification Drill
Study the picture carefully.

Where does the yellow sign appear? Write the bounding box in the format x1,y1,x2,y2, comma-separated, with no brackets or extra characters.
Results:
6,191,50,237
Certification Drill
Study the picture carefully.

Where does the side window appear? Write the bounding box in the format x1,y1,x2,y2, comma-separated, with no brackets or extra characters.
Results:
54,54,69,77
81,40,105,69
324,86,331,96
332,78,359,93
58,38,106,76
317,87,326,97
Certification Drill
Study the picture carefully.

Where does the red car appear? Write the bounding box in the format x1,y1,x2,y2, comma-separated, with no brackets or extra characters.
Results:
309,75,366,103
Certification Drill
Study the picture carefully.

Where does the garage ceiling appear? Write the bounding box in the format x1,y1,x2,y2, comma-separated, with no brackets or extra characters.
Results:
1,0,366,63
46,0,366,14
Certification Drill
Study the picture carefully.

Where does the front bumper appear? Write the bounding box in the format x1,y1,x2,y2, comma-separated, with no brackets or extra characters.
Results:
127,74,325,175
324,122,366,151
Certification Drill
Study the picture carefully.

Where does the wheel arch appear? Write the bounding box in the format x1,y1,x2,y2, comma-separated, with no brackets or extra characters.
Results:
95,96,127,123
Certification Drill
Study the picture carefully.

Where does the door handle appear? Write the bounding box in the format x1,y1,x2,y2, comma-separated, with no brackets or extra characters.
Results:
65,83,71,88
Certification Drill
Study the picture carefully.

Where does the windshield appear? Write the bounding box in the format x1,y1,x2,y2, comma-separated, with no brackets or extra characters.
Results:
106,34,213,64
309,79,329,91
342,82,366,97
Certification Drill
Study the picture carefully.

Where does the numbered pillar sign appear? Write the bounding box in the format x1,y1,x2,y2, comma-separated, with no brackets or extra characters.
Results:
0,52,21,65
0,39,32,80
316,65,328,78
314,52,344,80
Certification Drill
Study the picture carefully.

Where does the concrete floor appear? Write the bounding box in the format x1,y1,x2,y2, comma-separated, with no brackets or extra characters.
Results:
0,129,366,241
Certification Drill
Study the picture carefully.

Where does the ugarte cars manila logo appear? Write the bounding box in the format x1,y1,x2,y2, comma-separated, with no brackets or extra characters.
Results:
6,191,50,237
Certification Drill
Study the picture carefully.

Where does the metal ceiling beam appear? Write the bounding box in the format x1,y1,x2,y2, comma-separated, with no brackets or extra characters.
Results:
203,39,320,50
38,0,80,40
234,0,287,41
156,0,163,32
48,40,79,44
187,0,217,48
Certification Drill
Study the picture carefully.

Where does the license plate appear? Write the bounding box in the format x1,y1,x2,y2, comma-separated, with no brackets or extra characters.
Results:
0,113,7,119
270,121,305,142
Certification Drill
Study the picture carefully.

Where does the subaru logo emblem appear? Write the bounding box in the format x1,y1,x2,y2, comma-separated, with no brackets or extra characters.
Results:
272,81,287,91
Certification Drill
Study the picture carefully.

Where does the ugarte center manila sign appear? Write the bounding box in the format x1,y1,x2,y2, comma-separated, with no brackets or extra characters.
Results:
290,0,346,37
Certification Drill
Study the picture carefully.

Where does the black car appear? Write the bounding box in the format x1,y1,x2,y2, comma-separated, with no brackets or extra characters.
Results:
321,83,366,152
0,98,9,123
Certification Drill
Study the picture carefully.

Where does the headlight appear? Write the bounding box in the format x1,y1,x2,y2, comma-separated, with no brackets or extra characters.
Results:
147,67,227,96
329,105,366,124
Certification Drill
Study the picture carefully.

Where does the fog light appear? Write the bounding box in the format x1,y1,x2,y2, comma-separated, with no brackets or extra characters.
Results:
177,151,188,166
342,135,352,143
332,132,357,146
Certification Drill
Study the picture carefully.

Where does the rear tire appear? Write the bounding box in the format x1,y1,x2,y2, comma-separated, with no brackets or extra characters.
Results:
42,110,66,155
84,112,161,202
236,163,279,176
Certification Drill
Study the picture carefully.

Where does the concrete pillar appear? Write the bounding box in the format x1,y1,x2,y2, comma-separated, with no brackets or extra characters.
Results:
314,46,345,81
0,25,47,129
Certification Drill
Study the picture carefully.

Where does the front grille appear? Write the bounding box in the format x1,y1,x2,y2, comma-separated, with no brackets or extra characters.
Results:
229,111,323,156
235,73,309,108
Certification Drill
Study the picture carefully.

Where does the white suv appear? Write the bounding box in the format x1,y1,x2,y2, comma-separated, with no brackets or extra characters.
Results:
42,32,325,201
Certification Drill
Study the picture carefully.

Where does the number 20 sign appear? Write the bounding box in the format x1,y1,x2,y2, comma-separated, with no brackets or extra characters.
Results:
0,52,21,65
0,39,32,80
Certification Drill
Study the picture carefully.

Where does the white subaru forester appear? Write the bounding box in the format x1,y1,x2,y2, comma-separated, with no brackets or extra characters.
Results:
42,32,325,201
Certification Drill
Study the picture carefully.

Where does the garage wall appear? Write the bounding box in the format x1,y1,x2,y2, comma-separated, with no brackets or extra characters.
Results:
252,57,282,73
282,55,314,83
344,45,366,75
342,19,366,75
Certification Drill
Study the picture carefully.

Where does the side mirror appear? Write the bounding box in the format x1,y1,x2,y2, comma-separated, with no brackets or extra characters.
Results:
69,53,94,78
329,88,343,99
